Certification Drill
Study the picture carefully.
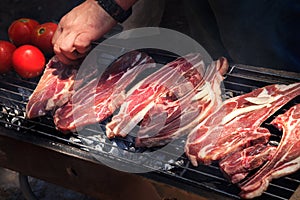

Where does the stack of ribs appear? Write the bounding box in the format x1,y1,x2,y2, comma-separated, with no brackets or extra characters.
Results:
26,51,300,199
27,51,156,131
106,54,228,147
185,83,300,198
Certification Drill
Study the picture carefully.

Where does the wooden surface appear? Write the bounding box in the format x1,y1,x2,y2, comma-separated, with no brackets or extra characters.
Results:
150,179,234,200
290,185,300,200
0,126,236,200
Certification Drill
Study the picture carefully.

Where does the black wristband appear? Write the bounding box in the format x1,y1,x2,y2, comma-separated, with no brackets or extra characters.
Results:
97,0,132,23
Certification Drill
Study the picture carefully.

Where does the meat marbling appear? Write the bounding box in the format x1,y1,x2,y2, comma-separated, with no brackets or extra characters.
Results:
185,83,300,166
219,143,276,184
106,54,228,148
239,103,300,199
135,57,228,147
26,56,77,119
54,51,155,132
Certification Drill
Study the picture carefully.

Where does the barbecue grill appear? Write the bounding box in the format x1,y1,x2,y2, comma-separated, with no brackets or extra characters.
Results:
0,47,300,200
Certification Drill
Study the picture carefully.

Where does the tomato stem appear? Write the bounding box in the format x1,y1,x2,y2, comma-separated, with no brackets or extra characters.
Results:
19,18,29,23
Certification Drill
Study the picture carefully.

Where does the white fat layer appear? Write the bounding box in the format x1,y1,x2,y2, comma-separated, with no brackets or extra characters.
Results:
192,82,210,101
69,113,90,129
221,104,267,125
112,101,155,137
278,82,299,91
198,143,214,159
245,96,274,105
243,179,270,199
192,60,205,74
126,79,144,96
271,157,300,179
245,88,282,105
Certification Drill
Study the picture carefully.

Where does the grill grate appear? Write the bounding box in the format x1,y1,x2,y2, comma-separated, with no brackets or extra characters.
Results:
0,55,300,200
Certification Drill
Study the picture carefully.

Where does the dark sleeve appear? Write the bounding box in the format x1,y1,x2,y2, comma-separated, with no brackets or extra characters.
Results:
183,0,232,61
184,0,300,72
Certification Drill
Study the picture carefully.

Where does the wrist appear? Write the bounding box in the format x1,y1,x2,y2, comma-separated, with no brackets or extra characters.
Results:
96,0,135,23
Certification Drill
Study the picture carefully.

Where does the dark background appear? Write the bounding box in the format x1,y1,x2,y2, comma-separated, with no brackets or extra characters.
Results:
0,0,190,41
0,0,84,40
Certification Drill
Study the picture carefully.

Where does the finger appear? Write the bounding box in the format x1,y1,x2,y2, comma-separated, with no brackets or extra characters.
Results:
53,43,61,57
53,41,76,65
71,49,87,59
54,34,86,63
58,32,83,61
55,51,80,66
61,32,90,61
52,31,76,63
52,24,63,45
74,33,93,54
53,26,71,56
59,31,77,53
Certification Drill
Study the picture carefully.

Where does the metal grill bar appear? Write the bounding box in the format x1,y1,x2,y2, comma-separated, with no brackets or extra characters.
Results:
1,110,296,200
0,59,300,200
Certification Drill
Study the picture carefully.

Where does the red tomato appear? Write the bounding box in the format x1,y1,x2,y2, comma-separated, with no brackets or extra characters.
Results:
8,18,39,46
31,22,58,55
0,40,16,73
12,45,45,78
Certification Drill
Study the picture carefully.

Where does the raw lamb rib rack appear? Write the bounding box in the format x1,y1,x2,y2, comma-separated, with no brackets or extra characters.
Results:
54,51,155,132
26,56,78,119
239,103,300,199
185,83,300,166
219,143,276,184
106,53,228,147
135,57,228,147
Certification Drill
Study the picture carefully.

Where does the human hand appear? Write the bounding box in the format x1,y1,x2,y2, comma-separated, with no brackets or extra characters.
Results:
52,0,117,65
